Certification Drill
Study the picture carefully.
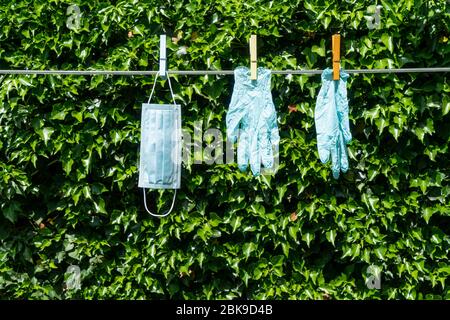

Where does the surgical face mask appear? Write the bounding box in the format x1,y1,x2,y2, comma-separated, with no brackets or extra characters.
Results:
138,72,181,217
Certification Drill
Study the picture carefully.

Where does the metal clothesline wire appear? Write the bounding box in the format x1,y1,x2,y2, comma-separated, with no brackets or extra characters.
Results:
0,67,449,76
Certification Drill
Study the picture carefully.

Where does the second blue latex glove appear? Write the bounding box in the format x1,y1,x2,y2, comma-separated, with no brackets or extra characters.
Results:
314,68,351,179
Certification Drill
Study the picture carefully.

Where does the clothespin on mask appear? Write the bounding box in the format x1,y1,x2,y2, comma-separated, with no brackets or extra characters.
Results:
332,34,340,80
159,34,167,79
250,34,257,80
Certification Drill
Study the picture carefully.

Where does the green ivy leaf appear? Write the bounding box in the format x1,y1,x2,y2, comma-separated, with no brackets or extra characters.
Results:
381,34,394,53
39,127,55,145
302,233,314,247
326,230,336,246
422,207,434,224
443,96,450,116
3,202,21,223
242,242,257,260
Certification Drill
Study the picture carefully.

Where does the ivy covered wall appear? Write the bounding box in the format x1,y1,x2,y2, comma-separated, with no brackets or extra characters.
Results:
0,0,449,299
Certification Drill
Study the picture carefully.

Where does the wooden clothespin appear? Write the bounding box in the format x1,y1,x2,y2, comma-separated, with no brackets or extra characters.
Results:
159,34,167,78
249,35,257,80
332,34,340,81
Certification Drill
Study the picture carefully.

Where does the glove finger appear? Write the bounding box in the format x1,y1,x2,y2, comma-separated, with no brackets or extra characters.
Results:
226,109,244,143
314,81,331,125
237,129,249,172
249,131,261,176
336,81,352,144
270,127,280,150
270,127,280,172
330,136,340,179
339,131,349,173
226,90,247,143
265,98,280,145
317,136,331,164
259,127,274,169
315,79,338,165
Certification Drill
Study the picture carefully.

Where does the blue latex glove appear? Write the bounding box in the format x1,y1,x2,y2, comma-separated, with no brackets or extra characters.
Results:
314,68,351,179
226,67,280,176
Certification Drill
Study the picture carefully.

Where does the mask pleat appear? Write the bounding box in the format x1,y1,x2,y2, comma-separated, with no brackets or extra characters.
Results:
147,107,157,185
162,110,173,184
154,110,163,184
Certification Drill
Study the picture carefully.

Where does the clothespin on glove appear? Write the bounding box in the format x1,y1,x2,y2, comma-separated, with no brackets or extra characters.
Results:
250,35,257,80
332,34,340,81
159,34,167,78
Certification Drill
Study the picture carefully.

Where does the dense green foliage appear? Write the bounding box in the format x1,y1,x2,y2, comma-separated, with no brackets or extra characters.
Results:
0,0,449,299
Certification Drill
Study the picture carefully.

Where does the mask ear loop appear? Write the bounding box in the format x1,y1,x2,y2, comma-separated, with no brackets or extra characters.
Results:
147,71,160,103
143,189,177,217
147,71,177,106
142,71,178,217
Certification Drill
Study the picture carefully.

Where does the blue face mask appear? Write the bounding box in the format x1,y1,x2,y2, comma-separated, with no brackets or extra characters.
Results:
139,72,181,217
